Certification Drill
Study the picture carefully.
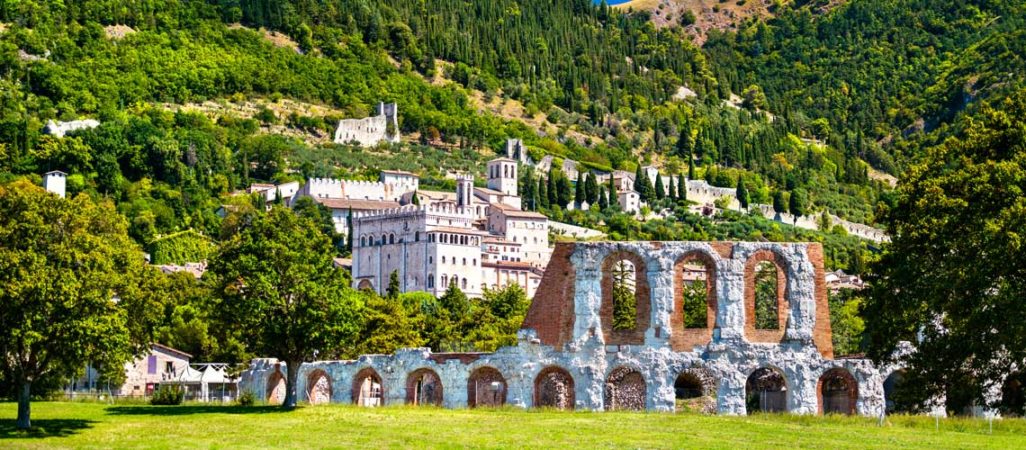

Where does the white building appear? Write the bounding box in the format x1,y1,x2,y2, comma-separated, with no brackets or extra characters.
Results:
349,157,550,298
43,170,67,198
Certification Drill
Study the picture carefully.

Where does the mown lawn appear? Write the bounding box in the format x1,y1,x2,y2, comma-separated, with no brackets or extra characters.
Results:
2,401,1025,449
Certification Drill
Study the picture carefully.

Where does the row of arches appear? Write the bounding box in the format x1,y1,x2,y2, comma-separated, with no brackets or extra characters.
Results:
602,249,790,346
270,365,861,414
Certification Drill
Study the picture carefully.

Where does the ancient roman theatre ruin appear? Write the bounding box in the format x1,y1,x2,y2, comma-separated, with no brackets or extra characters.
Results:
240,241,901,415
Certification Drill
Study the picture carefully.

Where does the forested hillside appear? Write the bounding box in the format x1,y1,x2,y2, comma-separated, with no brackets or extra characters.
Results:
703,0,1026,171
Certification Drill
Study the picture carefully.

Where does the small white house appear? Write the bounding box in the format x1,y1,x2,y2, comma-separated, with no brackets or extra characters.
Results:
43,170,67,198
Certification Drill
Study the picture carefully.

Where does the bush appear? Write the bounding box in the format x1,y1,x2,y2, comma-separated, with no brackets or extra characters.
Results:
150,384,185,405
237,390,256,406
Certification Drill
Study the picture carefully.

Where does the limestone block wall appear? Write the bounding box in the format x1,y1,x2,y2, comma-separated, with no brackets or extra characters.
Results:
240,241,893,416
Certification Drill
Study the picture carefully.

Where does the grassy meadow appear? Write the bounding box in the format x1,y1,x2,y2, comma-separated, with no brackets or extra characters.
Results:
3,401,1026,449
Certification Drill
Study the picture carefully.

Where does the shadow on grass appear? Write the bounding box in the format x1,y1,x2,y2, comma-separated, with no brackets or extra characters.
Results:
106,404,293,416
0,419,95,439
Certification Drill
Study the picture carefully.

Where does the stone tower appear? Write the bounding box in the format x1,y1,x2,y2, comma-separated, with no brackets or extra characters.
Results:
487,158,518,197
456,174,474,208
377,102,400,143
43,170,67,198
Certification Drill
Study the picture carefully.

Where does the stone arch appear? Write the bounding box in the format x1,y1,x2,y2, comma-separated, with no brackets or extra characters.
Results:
306,369,332,405
673,368,717,413
745,367,788,414
534,366,575,410
818,367,858,415
883,370,907,414
266,369,286,405
600,250,651,345
357,279,374,291
604,366,647,411
744,249,791,343
406,368,444,406
352,367,384,407
672,250,718,350
467,366,507,408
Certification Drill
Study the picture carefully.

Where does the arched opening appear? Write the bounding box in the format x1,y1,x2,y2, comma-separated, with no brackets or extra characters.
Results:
601,252,650,344
746,367,787,414
266,369,286,405
883,370,909,414
534,366,575,410
467,367,507,408
681,259,713,329
744,250,790,343
406,368,443,406
674,370,716,413
611,260,636,330
753,261,781,329
604,367,646,411
352,368,384,407
306,369,332,405
818,368,858,415
357,279,373,291
1000,372,1026,418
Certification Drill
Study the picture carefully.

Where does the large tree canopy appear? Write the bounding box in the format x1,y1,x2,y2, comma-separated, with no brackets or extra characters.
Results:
0,180,154,429
865,90,1026,412
208,206,362,408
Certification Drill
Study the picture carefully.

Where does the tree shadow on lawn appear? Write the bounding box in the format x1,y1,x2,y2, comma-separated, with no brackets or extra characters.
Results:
0,419,95,439
106,404,293,416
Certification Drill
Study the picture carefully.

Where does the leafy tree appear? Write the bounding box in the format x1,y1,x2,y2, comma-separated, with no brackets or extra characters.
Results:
209,206,362,408
865,91,1026,411
829,289,865,357
354,293,425,355
0,181,156,429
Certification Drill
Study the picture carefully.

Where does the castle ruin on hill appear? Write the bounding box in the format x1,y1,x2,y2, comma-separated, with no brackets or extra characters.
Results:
333,102,400,147
240,241,907,416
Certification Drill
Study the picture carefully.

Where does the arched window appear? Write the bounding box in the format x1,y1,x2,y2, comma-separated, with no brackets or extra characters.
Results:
389,234,395,244
428,256,433,264
441,275,448,287
360,236,366,247
352,368,384,407
679,254,715,329
306,369,332,405
818,368,858,415
442,256,446,264
534,366,574,410
427,274,434,288
463,258,467,266
611,259,637,331
468,367,507,408
754,261,781,330
462,278,468,290
406,368,444,406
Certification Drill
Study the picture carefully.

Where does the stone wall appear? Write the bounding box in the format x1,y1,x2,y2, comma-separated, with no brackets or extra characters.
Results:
241,241,892,416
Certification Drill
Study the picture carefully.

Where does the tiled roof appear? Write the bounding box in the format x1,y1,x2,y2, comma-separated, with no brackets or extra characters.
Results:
315,198,400,210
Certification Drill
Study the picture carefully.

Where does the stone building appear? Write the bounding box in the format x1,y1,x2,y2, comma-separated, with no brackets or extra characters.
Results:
240,241,900,416
333,102,400,147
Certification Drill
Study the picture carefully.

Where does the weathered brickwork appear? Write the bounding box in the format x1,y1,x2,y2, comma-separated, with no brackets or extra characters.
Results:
240,241,890,415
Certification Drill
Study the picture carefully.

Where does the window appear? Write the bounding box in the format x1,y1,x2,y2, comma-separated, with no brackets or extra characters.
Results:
441,275,448,287
681,259,711,329
463,258,467,266
462,278,468,290
165,361,174,375
442,256,446,264
360,236,366,247
754,261,780,329
428,275,434,288
611,260,637,331
429,256,433,264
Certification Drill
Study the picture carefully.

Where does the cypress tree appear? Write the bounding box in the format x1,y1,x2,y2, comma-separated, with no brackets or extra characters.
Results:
585,172,599,204
547,172,557,206
598,187,609,209
773,190,787,214
574,176,585,205
538,177,549,208
608,173,618,204
678,174,686,201
688,157,695,180
655,172,665,199
736,177,749,210
676,119,693,158
412,190,420,205
633,165,644,193
668,176,676,201
386,270,401,300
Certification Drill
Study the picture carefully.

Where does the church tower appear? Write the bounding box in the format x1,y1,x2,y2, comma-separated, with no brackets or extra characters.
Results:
456,174,474,208
487,158,518,197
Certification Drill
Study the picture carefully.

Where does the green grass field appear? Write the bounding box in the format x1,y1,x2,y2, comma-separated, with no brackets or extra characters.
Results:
2,401,1025,449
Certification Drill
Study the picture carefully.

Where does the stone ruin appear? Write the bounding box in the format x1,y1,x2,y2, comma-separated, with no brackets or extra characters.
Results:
241,241,903,415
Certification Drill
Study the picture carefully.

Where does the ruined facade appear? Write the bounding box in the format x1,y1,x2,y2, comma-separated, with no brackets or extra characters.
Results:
240,241,899,416
333,102,400,147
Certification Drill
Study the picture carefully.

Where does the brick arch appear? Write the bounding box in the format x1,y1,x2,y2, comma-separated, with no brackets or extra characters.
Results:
467,366,507,408
266,368,286,405
671,250,719,350
743,249,791,343
673,368,718,413
306,369,332,405
604,366,647,411
534,366,575,410
352,367,384,407
406,368,444,406
818,367,858,415
600,250,651,345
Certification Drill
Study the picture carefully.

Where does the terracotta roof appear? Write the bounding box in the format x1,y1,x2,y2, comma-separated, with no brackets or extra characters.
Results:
315,198,400,211
473,186,505,196
417,190,456,201
429,226,489,235
381,169,417,176
497,209,547,219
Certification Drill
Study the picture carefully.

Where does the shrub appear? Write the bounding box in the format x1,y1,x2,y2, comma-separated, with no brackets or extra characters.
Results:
237,390,256,406
150,384,185,405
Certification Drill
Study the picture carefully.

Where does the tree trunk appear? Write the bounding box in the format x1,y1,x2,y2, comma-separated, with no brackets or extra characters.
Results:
17,381,31,429
282,360,300,409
